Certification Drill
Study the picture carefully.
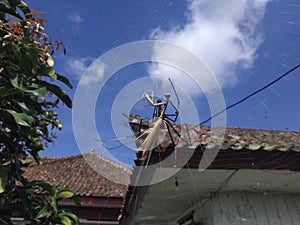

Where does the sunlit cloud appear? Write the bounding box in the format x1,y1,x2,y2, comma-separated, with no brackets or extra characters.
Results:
79,59,106,86
149,0,272,94
65,56,94,79
65,56,106,86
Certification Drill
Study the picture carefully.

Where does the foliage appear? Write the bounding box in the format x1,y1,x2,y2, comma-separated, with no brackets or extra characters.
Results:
0,0,80,224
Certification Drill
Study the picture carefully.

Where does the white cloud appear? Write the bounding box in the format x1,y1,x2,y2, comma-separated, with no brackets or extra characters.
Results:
68,13,83,24
65,57,106,86
79,59,106,86
149,0,272,94
65,57,94,79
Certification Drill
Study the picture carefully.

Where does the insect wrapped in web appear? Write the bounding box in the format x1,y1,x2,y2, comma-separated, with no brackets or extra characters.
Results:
129,79,192,161
132,91,181,160
98,79,190,162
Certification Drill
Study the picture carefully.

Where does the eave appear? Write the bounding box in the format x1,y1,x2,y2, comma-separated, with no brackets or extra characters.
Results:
120,118,300,224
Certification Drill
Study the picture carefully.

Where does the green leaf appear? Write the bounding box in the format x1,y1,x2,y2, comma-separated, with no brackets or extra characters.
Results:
72,195,82,205
56,73,73,89
16,0,31,19
28,150,43,167
59,215,72,225
23,97,43,113
56,187,75,200
4,109,35,127
50,73,57,81
0,3,22,19
20,158,33,167
27,180,56,196
0,165,8,193
15,186,31,210
56,191,74,200
20,54,33,75
10,76,46,97
39,81,72,108
35,206,50,219
49,196,58,212
0,87,20,98
23,44,39,62
58,211,80,225
17,102,30,112
37,64,55,77
8,76,20,88
5,61,20,71
28,86,46,97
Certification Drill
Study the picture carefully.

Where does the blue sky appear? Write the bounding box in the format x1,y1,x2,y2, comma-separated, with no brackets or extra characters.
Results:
26,0,300,166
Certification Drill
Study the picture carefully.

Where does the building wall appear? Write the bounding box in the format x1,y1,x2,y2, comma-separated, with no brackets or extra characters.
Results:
194,192,300,225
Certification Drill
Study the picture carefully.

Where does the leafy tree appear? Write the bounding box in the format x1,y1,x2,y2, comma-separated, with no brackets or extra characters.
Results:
0,0,80,224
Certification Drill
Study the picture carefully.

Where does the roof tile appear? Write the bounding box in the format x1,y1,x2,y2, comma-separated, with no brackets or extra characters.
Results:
128,116,300,153
23,152,132,197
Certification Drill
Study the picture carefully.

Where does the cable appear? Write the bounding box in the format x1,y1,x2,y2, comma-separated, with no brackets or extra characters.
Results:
200,63,300,125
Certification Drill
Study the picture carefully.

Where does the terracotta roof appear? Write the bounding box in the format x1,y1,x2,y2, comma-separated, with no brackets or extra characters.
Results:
23,152,132,197
128,118,300,171
179,125,300,152
128,119,300,153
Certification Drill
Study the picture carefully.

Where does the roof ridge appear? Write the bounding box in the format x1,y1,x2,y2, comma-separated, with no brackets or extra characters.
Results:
84,151,132,173
29,153,132,173
221,126,300,133
38,153,83,160
127,114,300,133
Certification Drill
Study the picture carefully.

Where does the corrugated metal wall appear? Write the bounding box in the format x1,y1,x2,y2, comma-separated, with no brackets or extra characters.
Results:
211,193,300,225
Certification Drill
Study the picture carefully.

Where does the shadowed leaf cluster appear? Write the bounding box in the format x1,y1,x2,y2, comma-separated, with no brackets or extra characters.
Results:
0,1,80,224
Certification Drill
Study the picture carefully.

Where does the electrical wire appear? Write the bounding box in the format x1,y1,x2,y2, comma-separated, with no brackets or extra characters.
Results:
101,64,299,150
200,63,300,125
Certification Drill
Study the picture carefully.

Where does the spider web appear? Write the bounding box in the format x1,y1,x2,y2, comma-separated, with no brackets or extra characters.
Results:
118,1,300,224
